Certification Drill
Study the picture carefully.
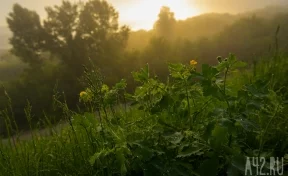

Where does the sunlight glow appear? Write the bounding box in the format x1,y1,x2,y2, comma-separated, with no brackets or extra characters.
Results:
116,0,201,30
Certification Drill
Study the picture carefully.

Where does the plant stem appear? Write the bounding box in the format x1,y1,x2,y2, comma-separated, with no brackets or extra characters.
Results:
258,104,280,157
185,81,191,128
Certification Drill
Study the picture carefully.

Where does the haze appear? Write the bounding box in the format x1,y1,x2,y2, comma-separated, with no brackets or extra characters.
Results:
0,0,287,30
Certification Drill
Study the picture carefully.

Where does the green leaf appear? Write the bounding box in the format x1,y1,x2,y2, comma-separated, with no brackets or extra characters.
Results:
219,118,236,134
168,63,185,72
89,150,105,166
116,148,128,176
131,143,155,162
211,125,228,148
235,118,259,132
203,121,216,141
114,79,127,90
163,132,184,145
216,60,229,72
177,145,205,158
168,63,186,79
202,64,219,79
233,61,247,68
132,64,150,83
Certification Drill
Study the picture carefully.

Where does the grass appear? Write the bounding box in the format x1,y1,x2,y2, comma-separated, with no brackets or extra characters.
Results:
0,54,288,176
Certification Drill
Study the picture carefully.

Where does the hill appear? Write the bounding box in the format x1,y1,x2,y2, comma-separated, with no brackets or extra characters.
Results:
127,5,288,51
239,4,288,19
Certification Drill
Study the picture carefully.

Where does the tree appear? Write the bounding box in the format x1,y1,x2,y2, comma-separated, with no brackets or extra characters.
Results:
7,0,129,77
7,4,45,68
4,0,130,127
153,6,176,40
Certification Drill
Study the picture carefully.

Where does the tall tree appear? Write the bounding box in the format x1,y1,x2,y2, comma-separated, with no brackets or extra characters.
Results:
153,6,176,40
7,4,45,67
6,0,130,114
7,0,130,78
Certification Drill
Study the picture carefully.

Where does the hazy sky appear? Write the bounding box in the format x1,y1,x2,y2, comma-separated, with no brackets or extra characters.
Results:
0,0,287,30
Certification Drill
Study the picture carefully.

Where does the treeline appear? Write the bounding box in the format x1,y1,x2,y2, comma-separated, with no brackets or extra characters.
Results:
0,0,288,135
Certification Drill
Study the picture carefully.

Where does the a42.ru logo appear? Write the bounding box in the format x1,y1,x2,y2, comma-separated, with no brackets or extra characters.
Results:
245,157,284,176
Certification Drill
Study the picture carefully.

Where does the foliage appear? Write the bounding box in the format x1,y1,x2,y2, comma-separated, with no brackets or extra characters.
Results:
1,0,130,132
0,54,287,175
1,2,288,175
1,2,288,134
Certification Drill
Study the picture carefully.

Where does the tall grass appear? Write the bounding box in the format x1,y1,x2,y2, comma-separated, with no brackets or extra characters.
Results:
0,54,287,176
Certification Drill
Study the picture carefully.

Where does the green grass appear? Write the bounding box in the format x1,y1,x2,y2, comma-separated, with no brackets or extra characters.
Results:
0,54,288,176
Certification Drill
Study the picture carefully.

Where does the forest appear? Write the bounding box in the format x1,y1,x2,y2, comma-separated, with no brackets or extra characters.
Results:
0,0,288,175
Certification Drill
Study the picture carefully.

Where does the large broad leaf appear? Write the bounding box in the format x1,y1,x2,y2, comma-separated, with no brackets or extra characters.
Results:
235,118,259,132
203,121,216,142
216,60,229,72
132,64,149,83
202,64,219,79
168,63,186,79
201,80,221,98
168,63,185,72
210,125,229,148
89,149,107,166
232,61,247,69
246,100,263,111
219,118,236,134
163,132,184,145
115,147,129,176
177,145,205,158
130,142,164,162
114,79,127,90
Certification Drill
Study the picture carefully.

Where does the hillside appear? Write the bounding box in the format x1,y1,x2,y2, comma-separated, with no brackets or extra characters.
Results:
239,4,288,19
127,5,288,51
176,13,237,40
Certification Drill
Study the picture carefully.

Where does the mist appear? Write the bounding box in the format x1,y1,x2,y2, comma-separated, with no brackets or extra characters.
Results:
192,0,288,13
0,0,288,175
0,0,287,29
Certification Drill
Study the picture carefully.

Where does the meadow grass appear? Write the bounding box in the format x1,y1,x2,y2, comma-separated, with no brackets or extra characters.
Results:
0,54,288,176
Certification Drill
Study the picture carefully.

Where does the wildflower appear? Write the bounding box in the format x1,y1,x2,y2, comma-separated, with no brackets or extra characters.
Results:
80,91,87,97
190,60,198,66
79,89,93,103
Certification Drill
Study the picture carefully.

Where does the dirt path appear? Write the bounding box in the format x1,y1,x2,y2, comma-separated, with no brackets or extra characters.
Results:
1,123,67,145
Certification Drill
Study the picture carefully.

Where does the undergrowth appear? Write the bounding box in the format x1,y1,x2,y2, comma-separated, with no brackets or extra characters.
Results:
0,54,288,176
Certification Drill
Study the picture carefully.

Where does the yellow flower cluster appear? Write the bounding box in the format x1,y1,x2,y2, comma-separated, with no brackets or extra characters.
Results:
80,91,87,97
190,60,198,66
79,89,92,103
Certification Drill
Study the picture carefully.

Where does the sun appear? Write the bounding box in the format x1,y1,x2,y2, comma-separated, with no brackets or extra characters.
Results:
162,0,200,20
116,0,201,30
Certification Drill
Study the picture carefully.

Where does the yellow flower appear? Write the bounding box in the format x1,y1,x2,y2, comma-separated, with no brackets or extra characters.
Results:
80,91,87,97
190,60,198,66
